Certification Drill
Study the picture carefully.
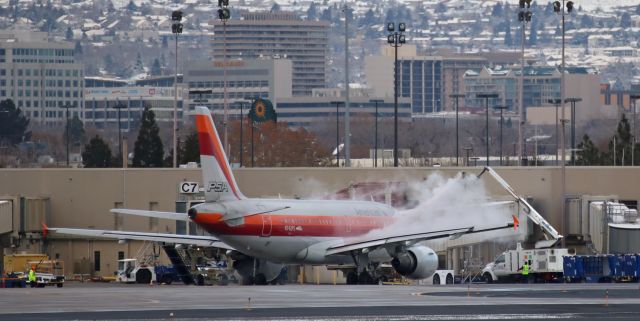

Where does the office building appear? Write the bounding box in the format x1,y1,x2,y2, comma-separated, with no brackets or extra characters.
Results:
212,12,328,96
365,46,487,115
184,58,292,118
0,30,84,125
84,86,184,130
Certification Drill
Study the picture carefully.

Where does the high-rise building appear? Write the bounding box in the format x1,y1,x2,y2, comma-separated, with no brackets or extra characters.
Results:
0,30,83,125
212,12,328,97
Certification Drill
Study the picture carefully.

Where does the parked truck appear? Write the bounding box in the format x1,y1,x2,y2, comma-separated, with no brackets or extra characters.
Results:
482,243,569,283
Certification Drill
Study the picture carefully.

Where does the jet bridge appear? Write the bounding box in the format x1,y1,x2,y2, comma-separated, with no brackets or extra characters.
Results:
477,167,563,248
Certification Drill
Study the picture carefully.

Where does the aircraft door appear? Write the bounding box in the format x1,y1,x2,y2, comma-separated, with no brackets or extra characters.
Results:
261,215,272,237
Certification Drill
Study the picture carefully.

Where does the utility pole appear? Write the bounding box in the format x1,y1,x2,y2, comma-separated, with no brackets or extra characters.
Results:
370,99,384,168
343,4,351,167
387,22,406,167
171,10,183,168
518,1,533,166
477,93,499,166
450,94,465,166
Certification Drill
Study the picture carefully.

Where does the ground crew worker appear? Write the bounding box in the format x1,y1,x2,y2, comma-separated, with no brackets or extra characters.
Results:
521,261,530,283
29,265,37,288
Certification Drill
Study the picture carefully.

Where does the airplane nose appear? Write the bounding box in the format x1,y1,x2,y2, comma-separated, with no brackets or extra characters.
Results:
188,208,198,220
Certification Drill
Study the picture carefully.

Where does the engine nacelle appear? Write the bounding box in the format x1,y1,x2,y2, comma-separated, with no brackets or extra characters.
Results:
391,245,438,280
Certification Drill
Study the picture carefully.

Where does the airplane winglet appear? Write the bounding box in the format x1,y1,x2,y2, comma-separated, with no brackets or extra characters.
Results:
512,215,519,231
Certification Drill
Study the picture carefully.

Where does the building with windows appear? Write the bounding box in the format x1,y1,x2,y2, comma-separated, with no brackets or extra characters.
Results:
0,30,84,125
212,12,328,97
464,66,601,125
184,58,292,118
276,94,411,128
84,86,184,130
365,46,490,115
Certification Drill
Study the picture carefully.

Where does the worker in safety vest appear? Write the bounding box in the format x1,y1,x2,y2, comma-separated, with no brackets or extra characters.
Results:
521,261,530,283
28,265,37,288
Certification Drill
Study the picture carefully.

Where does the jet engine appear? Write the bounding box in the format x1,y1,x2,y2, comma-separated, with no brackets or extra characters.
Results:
232,256,285,285
390,245,438,280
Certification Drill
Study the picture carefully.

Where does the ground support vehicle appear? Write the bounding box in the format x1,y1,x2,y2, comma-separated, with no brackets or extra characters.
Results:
482,244,568,283
424,270,455,285
26,260,65,287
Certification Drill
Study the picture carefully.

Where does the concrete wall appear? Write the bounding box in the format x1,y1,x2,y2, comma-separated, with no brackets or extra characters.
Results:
2,167,640,276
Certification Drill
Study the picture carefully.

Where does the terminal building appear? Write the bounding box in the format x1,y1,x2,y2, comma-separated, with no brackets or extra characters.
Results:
1,167,639,282
0,30,84,125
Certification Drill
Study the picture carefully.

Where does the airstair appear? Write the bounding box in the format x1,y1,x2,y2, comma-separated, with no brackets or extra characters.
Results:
162,245,195,285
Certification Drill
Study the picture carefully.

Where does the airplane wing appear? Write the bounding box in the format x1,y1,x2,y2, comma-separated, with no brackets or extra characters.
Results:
47,227,234,250
325,220,514,256
110,209,189,221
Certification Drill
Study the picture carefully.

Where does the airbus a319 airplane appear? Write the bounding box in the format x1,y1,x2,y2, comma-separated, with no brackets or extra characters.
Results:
50,106,516,284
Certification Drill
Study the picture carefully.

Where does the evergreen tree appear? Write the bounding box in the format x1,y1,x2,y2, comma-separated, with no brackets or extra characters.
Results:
82,135,113,168
0,99,30,146
126,0,138,12
576,134,601,165
65,27,73,41
271,2,280,12
132,106,164,167
134,53,144,73
306,2,317,20
492,2,504,17
63,114,85,149
604,114,633,166
180,131,200,164
151,58,162,76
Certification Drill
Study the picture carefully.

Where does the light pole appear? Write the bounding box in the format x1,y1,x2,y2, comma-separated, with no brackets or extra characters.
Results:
518,0,533,166
565,97,582,165
370,99,384,168
477,93,499,166
343,4,351,167
171,10,183,168
554,0,574,249
218,0,231,157
548,98,561,165
387,22,406,167
450,94,465,166
630,94,640,166
331,101,344,167
493,105,509,165
113,103,126,167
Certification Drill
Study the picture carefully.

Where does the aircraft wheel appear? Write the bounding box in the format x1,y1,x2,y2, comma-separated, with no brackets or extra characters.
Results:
346,271,358,285
196,274,205,286
217,274,229,286
135,269,152,284
241,275,254,285
432,274,441,285
358,271,374,285
254,273,267,285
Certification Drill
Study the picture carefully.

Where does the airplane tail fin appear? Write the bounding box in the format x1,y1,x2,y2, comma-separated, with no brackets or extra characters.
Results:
194,106,244,202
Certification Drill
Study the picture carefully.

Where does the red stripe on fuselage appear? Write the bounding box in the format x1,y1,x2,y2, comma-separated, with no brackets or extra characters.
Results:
193,212,395,237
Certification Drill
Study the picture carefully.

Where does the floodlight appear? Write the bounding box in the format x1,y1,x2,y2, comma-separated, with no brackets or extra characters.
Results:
387,22,394,32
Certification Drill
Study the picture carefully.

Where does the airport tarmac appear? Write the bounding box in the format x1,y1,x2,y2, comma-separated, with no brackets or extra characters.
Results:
1,282,640,320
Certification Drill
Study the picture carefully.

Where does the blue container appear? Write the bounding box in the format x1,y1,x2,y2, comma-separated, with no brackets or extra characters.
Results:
563,256,578,278
623,255,636,278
